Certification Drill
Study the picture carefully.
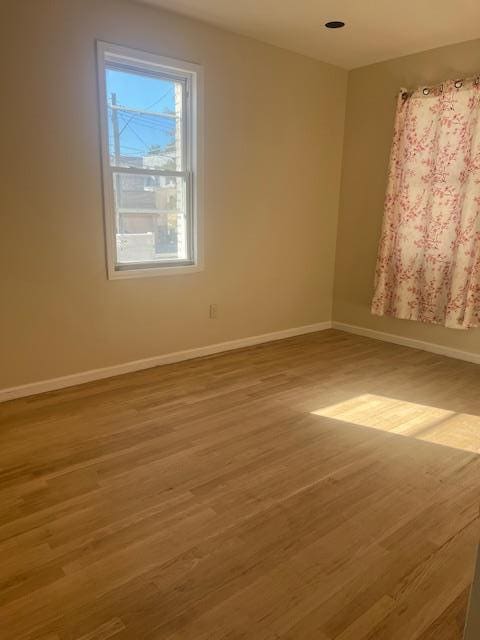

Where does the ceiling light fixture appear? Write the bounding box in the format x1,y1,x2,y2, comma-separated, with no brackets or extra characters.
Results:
325,21,345,29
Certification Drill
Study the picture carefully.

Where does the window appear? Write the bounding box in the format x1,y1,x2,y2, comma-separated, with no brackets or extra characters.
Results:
97,42,202,278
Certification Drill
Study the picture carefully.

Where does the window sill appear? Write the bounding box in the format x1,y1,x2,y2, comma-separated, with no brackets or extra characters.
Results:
108,263,203,280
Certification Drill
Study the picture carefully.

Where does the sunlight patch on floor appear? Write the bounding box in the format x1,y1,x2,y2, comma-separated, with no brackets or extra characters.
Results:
311,394,480,453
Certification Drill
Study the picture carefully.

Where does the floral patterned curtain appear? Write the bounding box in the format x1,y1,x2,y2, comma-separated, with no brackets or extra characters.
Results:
371,78,480,329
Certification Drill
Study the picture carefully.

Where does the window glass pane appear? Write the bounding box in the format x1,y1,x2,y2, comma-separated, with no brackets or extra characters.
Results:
113,173,188,264
106,67,183,171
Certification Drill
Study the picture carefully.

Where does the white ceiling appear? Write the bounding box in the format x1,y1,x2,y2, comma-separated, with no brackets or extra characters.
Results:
138,0,480,69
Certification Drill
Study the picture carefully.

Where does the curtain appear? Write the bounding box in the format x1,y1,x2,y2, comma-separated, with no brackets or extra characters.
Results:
371,78,480,329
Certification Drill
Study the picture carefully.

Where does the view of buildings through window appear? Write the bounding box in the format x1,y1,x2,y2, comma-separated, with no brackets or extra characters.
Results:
105,67,187,264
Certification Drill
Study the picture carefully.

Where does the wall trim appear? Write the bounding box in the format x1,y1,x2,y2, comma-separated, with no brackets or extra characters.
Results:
332,321,480,365
0,321,332,403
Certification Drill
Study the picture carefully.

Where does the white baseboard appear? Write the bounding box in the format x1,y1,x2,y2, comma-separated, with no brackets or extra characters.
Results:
0,321,332,403
332,321,480,365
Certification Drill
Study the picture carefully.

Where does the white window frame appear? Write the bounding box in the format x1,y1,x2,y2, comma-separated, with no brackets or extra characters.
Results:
96,41,203,279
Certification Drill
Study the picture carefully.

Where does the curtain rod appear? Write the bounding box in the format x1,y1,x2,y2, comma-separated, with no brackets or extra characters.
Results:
400,74,480,98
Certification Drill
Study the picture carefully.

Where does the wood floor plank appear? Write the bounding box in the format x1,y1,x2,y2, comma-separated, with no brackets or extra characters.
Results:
0,330,479,639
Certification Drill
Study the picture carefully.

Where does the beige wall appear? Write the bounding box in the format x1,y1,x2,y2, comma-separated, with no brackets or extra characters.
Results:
333,38,480,355
0,0,347,389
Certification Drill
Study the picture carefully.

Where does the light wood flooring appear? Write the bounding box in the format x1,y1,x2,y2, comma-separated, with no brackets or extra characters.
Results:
1,329,479,639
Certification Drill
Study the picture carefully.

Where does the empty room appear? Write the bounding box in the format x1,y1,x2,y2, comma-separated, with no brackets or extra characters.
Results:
1,0,480,638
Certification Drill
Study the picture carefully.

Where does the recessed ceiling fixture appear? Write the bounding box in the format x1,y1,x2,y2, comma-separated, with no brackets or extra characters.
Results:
325,21,345,29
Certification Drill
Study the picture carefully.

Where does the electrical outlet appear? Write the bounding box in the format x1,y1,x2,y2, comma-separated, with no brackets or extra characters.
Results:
209,304,218,320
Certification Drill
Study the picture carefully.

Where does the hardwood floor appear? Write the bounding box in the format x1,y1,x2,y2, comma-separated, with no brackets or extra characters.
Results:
1,329,479,639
